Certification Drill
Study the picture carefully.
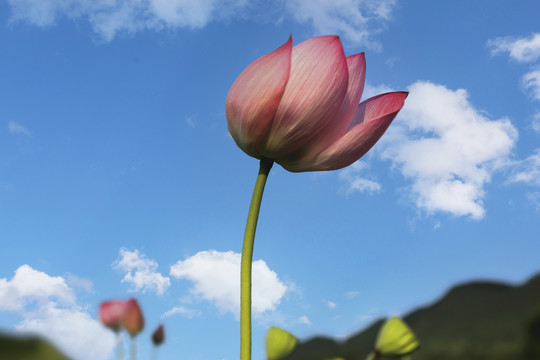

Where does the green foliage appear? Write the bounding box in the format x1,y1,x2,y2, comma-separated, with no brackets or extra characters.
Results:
283,273,540,360
0,332,71,360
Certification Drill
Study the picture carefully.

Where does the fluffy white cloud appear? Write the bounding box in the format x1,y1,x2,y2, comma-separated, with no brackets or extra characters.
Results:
113,248,170,295
170,250,287,316
339,161,381,195
7,121,31,136
522,68,540,101
508,148,540,186
0,265,115,360
284,0,397,49
6,0,250,41
380,81,517,219
0,265,75,311
16,303,115,360
488,33,540,63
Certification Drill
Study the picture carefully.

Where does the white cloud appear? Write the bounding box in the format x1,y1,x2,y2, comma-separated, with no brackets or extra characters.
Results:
345,290,360,299
297,315,311,325
339,161,381,195
65,273,94,293
0,265,115,360
508,148,540,186
16,303,115,360
8,121,31,136
6,0,250,41
522,68,540,101
0,265,75,311
488,33,540,63
324,299,337,309
162,306,201,319
113,248,170,295
6,0,397,46
169,250,287,316
380,81,517,219
284,0,397,49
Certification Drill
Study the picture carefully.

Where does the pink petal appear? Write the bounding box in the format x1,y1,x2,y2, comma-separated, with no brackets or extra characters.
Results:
99,300,128,331
226,37,292,158
122,298,144,337
263,36,349,159
285,53,366,166
289,92,408,172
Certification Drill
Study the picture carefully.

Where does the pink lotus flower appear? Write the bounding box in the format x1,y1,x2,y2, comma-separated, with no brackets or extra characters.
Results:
226,36,407,172
122,298,144,337
99,298,144,336
99,300,128,331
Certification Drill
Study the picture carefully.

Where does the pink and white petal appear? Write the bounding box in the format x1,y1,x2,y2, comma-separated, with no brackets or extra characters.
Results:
226,37,292,158
292,53,366,164
263,36,349,159
286,92,408,172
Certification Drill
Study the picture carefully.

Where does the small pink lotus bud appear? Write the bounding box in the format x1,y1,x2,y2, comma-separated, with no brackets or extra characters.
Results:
226,36,407,172
99,300,128,332
122,298,144,337
152,324,165,346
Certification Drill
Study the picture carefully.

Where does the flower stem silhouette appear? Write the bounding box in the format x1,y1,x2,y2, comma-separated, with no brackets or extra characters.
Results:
241,158,273,360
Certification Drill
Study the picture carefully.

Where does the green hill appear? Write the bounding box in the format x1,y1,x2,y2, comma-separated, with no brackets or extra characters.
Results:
284,274,540,360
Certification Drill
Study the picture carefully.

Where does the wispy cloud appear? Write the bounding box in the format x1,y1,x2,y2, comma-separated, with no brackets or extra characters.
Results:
8,121,31,136
323,299,337,309
508,149,540,186
344,290,360,299
0,265,114,360
338,161,381,196
162,305,201,319
284,0,398,49
488,33,540,132
169,250,287,317
6,0,398,46
113,248,170,295
6,0,251,41
522,68,540,101
297,315,311,325
380,81,517,219
65,272,94,293
488,33,540,63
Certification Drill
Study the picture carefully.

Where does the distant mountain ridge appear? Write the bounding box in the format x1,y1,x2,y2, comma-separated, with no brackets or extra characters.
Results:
284,273,540,360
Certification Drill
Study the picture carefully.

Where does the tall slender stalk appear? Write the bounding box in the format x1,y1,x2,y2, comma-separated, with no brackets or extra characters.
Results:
115,331,124,360
130,337,137,360
240,158,274,360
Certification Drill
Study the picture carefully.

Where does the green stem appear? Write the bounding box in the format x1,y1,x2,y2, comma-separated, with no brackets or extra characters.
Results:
241,158,274,360
115,331,124,360
130,336,137,360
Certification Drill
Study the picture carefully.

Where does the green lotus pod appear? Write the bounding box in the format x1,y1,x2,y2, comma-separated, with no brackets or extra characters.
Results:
375,317,419,357
266,326,298,360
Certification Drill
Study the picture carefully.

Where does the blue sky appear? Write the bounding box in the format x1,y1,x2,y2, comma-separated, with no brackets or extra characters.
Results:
1,0,540,359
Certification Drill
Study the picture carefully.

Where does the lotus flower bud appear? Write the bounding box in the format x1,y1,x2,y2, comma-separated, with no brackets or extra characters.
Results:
152,324,165,346
122,298,144,337
226,36,407,172
266,326,297,360
99,300,128,332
